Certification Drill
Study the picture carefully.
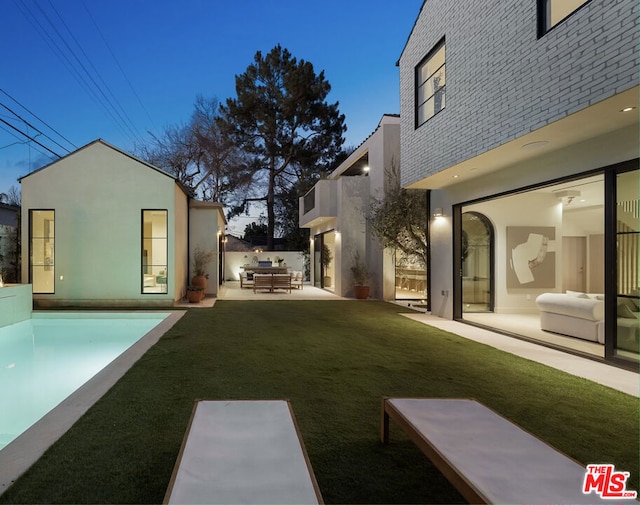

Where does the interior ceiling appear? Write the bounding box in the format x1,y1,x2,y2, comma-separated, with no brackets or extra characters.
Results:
339,152,369,176
407,86,639,189
542,175,603,210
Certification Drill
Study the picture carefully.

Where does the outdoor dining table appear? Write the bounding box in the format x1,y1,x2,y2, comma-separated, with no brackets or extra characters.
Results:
241,266,289,274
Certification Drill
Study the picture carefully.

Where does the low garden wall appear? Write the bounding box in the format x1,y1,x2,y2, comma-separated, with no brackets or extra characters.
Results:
0,284,32,328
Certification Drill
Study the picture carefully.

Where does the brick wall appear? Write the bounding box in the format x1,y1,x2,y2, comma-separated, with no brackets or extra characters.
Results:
399,0,638,187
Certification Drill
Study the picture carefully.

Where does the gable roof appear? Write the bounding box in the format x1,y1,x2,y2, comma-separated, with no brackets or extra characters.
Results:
18,139,178,184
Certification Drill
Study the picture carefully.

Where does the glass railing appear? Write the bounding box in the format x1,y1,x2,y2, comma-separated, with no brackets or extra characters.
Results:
303,187,316,214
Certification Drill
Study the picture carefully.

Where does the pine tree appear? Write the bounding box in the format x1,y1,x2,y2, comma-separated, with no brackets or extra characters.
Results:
219,45,346,249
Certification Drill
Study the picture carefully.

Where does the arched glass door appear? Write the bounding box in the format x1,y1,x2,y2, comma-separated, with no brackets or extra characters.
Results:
462,212,493,313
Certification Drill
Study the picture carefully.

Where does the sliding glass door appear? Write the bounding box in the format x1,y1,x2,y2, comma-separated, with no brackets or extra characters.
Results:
612,167,639,362
461,212,493,313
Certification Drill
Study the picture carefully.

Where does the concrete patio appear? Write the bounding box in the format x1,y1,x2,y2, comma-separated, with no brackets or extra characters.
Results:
217,281,346,301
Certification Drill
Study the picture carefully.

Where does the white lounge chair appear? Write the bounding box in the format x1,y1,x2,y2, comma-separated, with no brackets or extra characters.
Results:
381,397,638,505
165,400,323,504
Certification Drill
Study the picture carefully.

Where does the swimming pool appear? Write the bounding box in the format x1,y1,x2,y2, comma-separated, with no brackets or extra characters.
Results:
0,312,171,451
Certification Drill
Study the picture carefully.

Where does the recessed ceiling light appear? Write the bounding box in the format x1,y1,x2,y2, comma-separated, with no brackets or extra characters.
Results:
452,174,459,179
620,106,636,112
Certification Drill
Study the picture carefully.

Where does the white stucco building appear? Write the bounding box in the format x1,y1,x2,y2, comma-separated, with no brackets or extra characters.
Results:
19,140,226,307
399,0,638,367
299,114,405,299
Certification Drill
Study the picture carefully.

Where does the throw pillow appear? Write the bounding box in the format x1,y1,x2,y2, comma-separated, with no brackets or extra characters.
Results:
617,303,636,319
617,297,638,314
566,290,588,298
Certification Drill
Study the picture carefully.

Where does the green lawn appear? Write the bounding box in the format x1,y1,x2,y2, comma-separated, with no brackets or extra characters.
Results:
1,301,637,504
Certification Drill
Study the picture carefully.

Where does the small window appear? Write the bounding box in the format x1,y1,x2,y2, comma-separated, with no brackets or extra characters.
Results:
30,210,55,294
416,40,446,127
142,210,168,294
538,0,590,36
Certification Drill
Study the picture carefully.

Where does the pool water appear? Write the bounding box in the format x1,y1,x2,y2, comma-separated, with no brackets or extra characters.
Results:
0,313,169,451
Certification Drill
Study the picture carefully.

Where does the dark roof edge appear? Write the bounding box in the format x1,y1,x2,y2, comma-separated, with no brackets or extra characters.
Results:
18,139,180,186
0,202,20,211
349,113,401,153
396,0,427,66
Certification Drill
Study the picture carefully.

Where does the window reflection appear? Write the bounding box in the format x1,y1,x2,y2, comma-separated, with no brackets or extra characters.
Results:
541,0,590,34
615,169,639,360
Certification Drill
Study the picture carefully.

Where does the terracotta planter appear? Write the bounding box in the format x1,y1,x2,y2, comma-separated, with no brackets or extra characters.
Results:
191,275,207,300
354,285,370,299
187,289,202,303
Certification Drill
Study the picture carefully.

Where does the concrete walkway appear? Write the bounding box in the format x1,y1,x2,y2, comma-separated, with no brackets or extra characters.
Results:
402,313,639,397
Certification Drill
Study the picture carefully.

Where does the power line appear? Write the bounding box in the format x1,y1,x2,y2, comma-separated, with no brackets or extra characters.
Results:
13,0,124,140
0,101,72,155
14,0,145,146
81,0,154,126
43,0,146,144
0,118,61,158
0,125,55,165
0,124,58,165
32,0,144,145
0,125,28,149
0,88,77,150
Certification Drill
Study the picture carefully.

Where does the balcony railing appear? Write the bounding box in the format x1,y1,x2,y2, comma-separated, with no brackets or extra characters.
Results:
303,187,316,214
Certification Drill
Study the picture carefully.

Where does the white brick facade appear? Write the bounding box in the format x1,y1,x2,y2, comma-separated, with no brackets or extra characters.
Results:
399,0,638,187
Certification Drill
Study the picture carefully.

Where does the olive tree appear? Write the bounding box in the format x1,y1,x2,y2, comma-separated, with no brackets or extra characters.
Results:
368,162,428,267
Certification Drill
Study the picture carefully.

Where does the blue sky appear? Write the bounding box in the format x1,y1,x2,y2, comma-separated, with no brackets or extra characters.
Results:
1,0,422,228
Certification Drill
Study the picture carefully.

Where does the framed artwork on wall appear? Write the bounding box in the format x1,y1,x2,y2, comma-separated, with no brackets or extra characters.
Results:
507,226,556,288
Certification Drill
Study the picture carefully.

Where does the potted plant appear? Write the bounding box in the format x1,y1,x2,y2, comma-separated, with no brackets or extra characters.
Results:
192,245,215,300
351,251,370,299
321,243,333,287
186,286,203,303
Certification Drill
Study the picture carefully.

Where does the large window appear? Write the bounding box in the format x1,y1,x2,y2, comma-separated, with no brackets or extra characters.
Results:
538,0,590,36
142,210,168,294
30,210,55,294
614,168,639,361
313,231,336,291
461,212,493,313
416,40,445,127
395,251,427,301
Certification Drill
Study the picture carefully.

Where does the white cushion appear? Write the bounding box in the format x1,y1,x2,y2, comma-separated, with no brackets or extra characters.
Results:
565,290,588,298
536,293,604,321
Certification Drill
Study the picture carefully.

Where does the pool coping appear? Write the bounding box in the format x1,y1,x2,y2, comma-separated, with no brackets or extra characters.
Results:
0,310,186,495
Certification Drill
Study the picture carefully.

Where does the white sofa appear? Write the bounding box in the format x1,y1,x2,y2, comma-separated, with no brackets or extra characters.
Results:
535,292,604,343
